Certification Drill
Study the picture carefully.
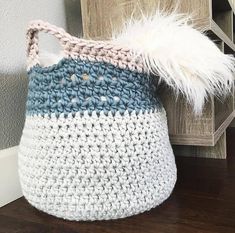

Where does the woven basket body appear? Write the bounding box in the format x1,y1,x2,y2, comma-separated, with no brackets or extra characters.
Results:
18,21,177,221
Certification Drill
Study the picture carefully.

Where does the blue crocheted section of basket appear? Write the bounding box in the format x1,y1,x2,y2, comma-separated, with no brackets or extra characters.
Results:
26,58,162,116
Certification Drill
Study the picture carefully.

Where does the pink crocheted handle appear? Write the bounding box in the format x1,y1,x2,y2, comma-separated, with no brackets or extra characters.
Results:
26,20,74,67
26,20,144,73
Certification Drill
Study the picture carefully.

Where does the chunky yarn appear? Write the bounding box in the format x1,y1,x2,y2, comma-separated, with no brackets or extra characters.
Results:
18,20,177,221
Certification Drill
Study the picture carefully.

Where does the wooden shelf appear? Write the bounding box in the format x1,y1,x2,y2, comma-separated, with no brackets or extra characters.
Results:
173,132,227,159
212,0,233,40
214,95,234,131
224,42,235,54
214,110,235,143
161,86,235,146
210,20,235,51
169,110,235,146
159,0,235,157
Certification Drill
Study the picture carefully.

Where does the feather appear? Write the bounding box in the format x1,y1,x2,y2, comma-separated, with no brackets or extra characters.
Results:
112,10,235,114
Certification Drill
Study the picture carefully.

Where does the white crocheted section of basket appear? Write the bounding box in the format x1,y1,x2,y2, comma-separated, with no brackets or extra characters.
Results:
18,109,176,221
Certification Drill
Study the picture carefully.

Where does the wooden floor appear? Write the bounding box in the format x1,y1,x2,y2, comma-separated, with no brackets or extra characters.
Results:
1,129,235,233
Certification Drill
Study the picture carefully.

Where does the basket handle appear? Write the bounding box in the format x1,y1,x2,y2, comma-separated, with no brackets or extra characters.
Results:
26,20,74,67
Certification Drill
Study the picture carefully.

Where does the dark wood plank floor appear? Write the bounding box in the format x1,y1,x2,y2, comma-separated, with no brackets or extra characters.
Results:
1,128,235,233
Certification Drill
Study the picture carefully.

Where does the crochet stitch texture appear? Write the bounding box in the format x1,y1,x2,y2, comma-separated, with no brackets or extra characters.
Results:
27,59,162,116
18,20,177,221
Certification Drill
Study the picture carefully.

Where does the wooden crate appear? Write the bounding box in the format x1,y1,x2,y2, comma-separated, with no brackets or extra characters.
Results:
173,132,227,159
80,0,235,158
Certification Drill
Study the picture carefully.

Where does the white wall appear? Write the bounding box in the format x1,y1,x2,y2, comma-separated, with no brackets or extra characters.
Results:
0,0,67,76
0,0,78,206
0,0,67,150
0,147,22,207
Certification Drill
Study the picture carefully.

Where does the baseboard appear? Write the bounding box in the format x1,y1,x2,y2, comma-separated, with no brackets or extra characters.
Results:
0,146,22,207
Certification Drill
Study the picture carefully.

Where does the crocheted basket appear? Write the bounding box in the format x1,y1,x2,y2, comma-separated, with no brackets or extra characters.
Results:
19,14,234,221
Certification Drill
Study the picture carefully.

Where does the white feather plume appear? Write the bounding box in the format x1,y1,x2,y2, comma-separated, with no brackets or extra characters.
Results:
112,10,235,114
